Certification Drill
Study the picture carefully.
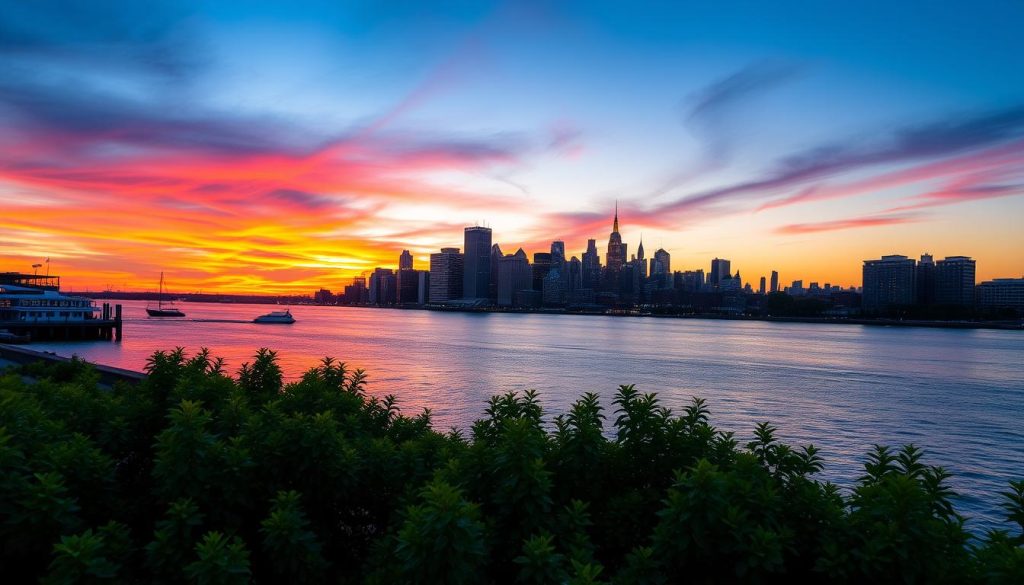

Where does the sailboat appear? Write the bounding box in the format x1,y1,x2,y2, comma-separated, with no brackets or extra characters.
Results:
146,272,185,317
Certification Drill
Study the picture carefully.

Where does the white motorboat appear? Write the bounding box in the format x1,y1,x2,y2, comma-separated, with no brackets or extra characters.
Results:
253,309,295,324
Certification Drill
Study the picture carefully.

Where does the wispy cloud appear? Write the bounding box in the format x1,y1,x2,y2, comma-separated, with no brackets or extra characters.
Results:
775,213,921,235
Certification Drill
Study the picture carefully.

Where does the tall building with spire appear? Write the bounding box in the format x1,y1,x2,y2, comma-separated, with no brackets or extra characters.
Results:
606,203,627,272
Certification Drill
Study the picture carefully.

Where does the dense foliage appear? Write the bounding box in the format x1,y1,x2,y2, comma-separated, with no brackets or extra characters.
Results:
1,349,1022,584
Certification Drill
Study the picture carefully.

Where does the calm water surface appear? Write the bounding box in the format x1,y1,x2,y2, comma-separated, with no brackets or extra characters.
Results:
26,300,1024,532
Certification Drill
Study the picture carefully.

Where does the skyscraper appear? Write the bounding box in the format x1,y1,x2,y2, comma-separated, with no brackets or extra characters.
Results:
935,256,976,306
497,248,531,306
862,255,916,312
709,258,731,288
532,252,552,291
770,270,779,293
759,276,766,295
636,237,647,279
581,239,601,289
916,253,935,305
398,250,413,271
429,248,463,303
489,243,503,302
550,240,566,268
651,248,670,276
606,203,627,272
462,226,492,300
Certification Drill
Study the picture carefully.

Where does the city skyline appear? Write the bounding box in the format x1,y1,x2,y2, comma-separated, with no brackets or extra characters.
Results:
2,1,1023,293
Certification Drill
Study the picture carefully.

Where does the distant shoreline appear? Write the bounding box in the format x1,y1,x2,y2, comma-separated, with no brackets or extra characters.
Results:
82,293,1023,331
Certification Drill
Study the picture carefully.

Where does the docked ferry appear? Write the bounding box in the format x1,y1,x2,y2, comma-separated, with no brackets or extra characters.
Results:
0,274,99,323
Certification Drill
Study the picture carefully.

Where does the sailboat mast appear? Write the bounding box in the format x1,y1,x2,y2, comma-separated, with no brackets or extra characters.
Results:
159,272,164,309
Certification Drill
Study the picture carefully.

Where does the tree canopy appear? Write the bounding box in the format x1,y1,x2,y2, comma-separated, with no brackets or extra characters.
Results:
1,349,1022,583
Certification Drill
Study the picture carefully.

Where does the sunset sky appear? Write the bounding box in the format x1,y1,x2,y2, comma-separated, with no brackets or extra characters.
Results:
2,0,1023,293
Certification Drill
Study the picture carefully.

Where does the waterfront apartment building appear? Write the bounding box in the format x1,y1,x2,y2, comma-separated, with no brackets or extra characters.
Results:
368,268,396,305
976,278,1024,312
916,254,935,305
463,226,492,300
935,256,976,306
862,254,916,312
429,248,464,304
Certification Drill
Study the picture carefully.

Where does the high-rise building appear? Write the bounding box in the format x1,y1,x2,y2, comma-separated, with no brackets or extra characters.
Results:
651,248,670,276
976,278,1024,312
581,239,601,289
429,247,463,304
759,276,766,295
417,271,430,305
343,276,367,304
566,256,583,299
462,226,492,301
368,268,396,305
397,269,420,304
636,238,647,279
532,252,552,291
606,204,627,272
935,256,976,306
862,254,916,312
709,258,731,288
770,270,779,293
497,248,532,306
916,253,935,305
399,250,414,271
489,244,503,302
677,270,704,292
542,267,564,306
550,241,566,268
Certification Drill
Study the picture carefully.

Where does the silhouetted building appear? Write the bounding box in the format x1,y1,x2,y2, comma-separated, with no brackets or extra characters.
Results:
489,243,503,302
429,247,463,303
532,252,552,291
770,270,779,293
651,248,670,277
418,271,430,304
935,256,976,306
916,253,935,305
550,240,566,268
399,250,414,271
463,226,492,301
497,248,532,306
976,278,1024,312
758,277,766,295
636,238,647,279
677,270,704,292
566,256,583,299
709,258,731,288
342,277,368,304
542,267,564,306
397,269,420,304
862,254,916,312
606,204,627,272
368,268,396,305
313,288,334,304
581,239,601,289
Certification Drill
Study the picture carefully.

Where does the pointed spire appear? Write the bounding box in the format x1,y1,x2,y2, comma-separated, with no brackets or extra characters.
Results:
613,200,619,233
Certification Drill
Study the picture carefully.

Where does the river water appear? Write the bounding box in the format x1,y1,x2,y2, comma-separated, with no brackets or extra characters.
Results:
23,300,1024,533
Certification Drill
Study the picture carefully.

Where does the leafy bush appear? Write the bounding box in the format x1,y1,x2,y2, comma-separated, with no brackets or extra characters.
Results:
1,349,1022,583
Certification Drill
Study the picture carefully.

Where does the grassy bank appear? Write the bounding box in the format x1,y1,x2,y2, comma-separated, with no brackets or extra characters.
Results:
1,348,1022,583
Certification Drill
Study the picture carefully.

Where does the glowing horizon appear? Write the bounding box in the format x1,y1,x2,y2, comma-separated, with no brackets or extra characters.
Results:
2,1,1023,294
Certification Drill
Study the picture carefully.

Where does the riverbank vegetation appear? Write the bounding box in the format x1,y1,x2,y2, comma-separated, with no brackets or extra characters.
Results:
1,349,1022,583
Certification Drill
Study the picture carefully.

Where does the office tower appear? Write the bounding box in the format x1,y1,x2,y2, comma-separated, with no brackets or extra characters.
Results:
489,244,503,302
429,247,463,303
397,269,419,304
790,280,804,296
916,253,935,305
651,248,670,276
770,270,779,293
636,238,647,279
532,252,552,291
678,270,704,292
759,276,766,295
709,258,731,288
497,248,532,306
417,271,429,304
606,204,627,271
462,226,492,301
398,250,413,271
550,240,566,268
862,254,916,312
976,278,1024,311
542,267,564,306
582,239,601,289
368,268,396,305
935,256,976,306
343,276,367,304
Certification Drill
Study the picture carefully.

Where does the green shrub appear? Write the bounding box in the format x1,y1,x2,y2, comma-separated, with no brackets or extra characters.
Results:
0,349,1021,583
